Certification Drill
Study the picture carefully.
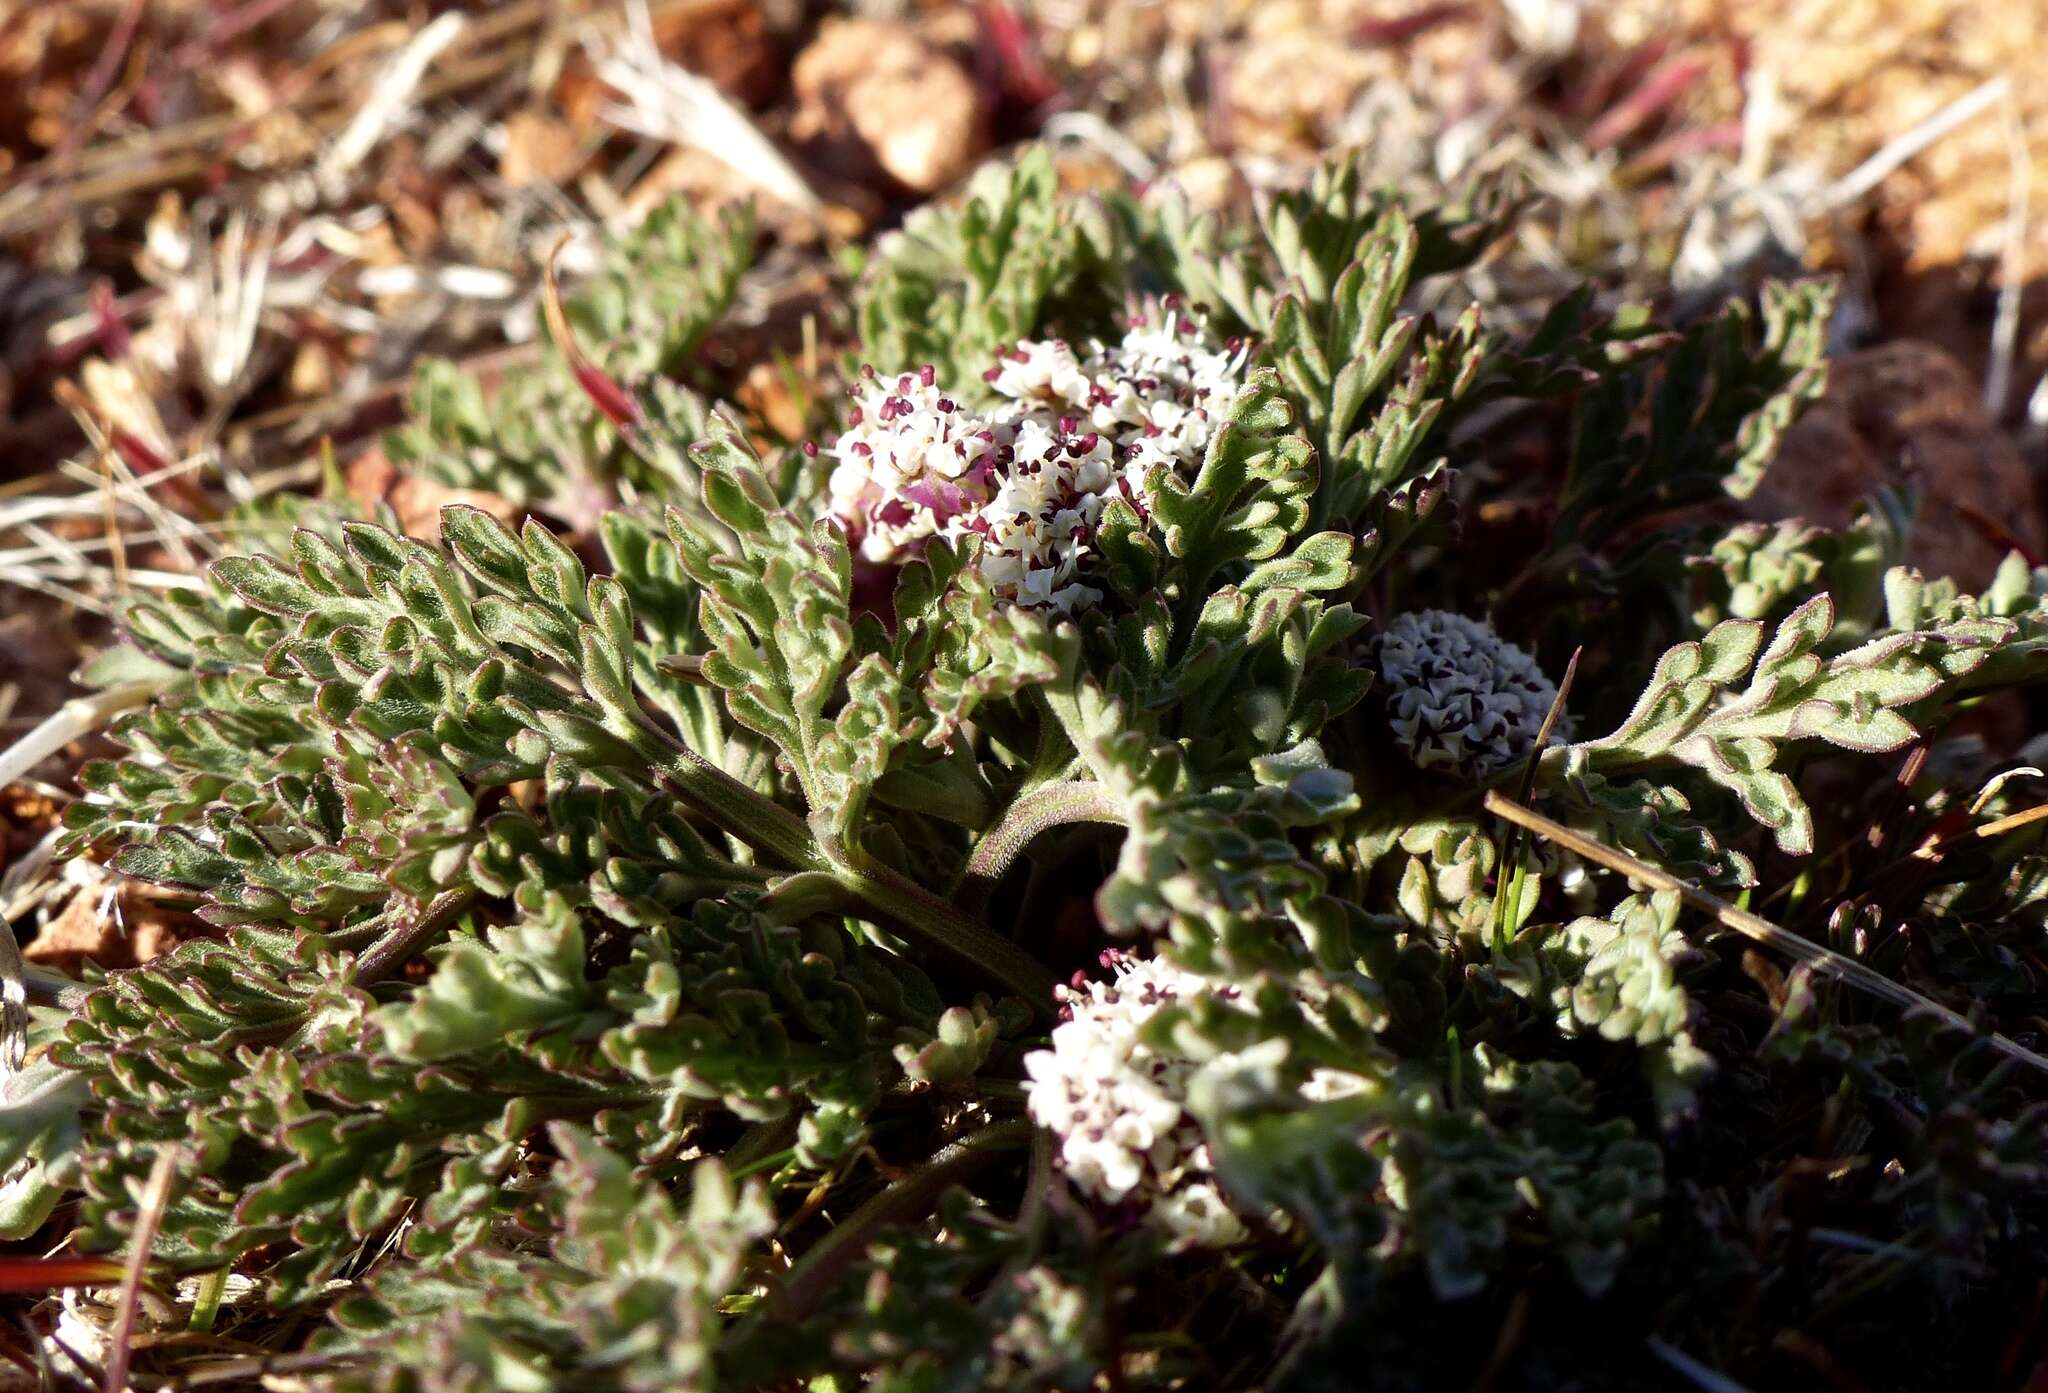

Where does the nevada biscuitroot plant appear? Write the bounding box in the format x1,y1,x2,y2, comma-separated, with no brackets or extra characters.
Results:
9,151,2048,1391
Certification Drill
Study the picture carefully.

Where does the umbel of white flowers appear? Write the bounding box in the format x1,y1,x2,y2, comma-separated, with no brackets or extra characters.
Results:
826,300,1247,613
1376,609,1565,781
1022,951,1250,1250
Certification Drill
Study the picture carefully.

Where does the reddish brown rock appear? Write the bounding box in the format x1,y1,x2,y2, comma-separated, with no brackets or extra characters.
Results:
1755,340,2044,586
655,0,783,110
344,444,521,545
789,18,989,195
24,881,181,971
498,111,584,189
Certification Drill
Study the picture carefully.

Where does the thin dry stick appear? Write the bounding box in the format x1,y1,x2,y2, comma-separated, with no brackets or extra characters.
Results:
1985,89,2030,416
1,0,550,187
1482,790,2048,1074
95,442,131,595
1490,646,1582,946
1,0,720,212
1966,801,2048,842
1819,77,2010,211
1914,800,2048,860
0,34,540,236
103,1149,178,1393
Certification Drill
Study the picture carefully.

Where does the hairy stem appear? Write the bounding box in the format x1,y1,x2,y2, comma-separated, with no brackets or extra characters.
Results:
656,740,1054,1008
351,887,480,988
770,1118,1033,1321
955,780,1126,913
845,854,1058,1015
651,743,819,872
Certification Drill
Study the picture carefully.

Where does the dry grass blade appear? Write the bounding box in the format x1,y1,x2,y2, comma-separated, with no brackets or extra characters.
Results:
1817,76,2010,212
596,0,823,217
1915,799,2048,860
1482,790,2048,1074
1490,645,1582,948
0,680,160,1064
1517,645,1581,807
104,1148,177,1393
0,910,24,1074
0,684,160,795
319,12,472,196
1965,801,2048,841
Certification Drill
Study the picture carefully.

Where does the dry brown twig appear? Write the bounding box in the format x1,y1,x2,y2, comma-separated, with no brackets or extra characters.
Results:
1483,789,2048,1073
101,1148,177,1393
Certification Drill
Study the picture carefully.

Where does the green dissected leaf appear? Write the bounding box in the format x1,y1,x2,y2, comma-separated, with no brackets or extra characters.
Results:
1379,1050,1663,1299
325,1129,771,1393
384,200,753,511
669,422,853,819
1145,367,1317,597
1153,158,1501,543
1552,278,1836,550
376,917,602,1063
1487,891,1714,1119
32,141,2048,1393
1687,491,1912,639
855,148,1115,396
571,201,757,381
1550,592,2011,854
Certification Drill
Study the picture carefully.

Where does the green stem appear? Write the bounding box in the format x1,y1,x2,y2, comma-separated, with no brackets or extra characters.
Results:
955,780,1126,913
654,738,1054,1009
770,1118,1033,1321
652,747,819,872
846,854,1058,1016
351,888,479,988
187,1265,231,1333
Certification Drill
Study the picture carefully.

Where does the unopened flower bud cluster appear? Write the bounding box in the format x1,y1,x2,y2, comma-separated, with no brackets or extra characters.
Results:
826,301,1247,613
1376,609,1566,781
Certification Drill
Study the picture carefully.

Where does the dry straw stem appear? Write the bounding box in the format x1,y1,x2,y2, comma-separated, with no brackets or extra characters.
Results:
1816,76,2011,212
1913,799,2048,860
595,0,824,218
317,12,472,194
0,682,156,1066
0,0,720,233
0,684,159,797
1482,790,2048,1073
103,1148,177,1393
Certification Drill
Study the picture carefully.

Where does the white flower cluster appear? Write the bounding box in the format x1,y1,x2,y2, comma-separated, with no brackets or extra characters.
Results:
1376,609,1564,781
1023,952,1248,1250
826,364,1001,564
825,302,1247,613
